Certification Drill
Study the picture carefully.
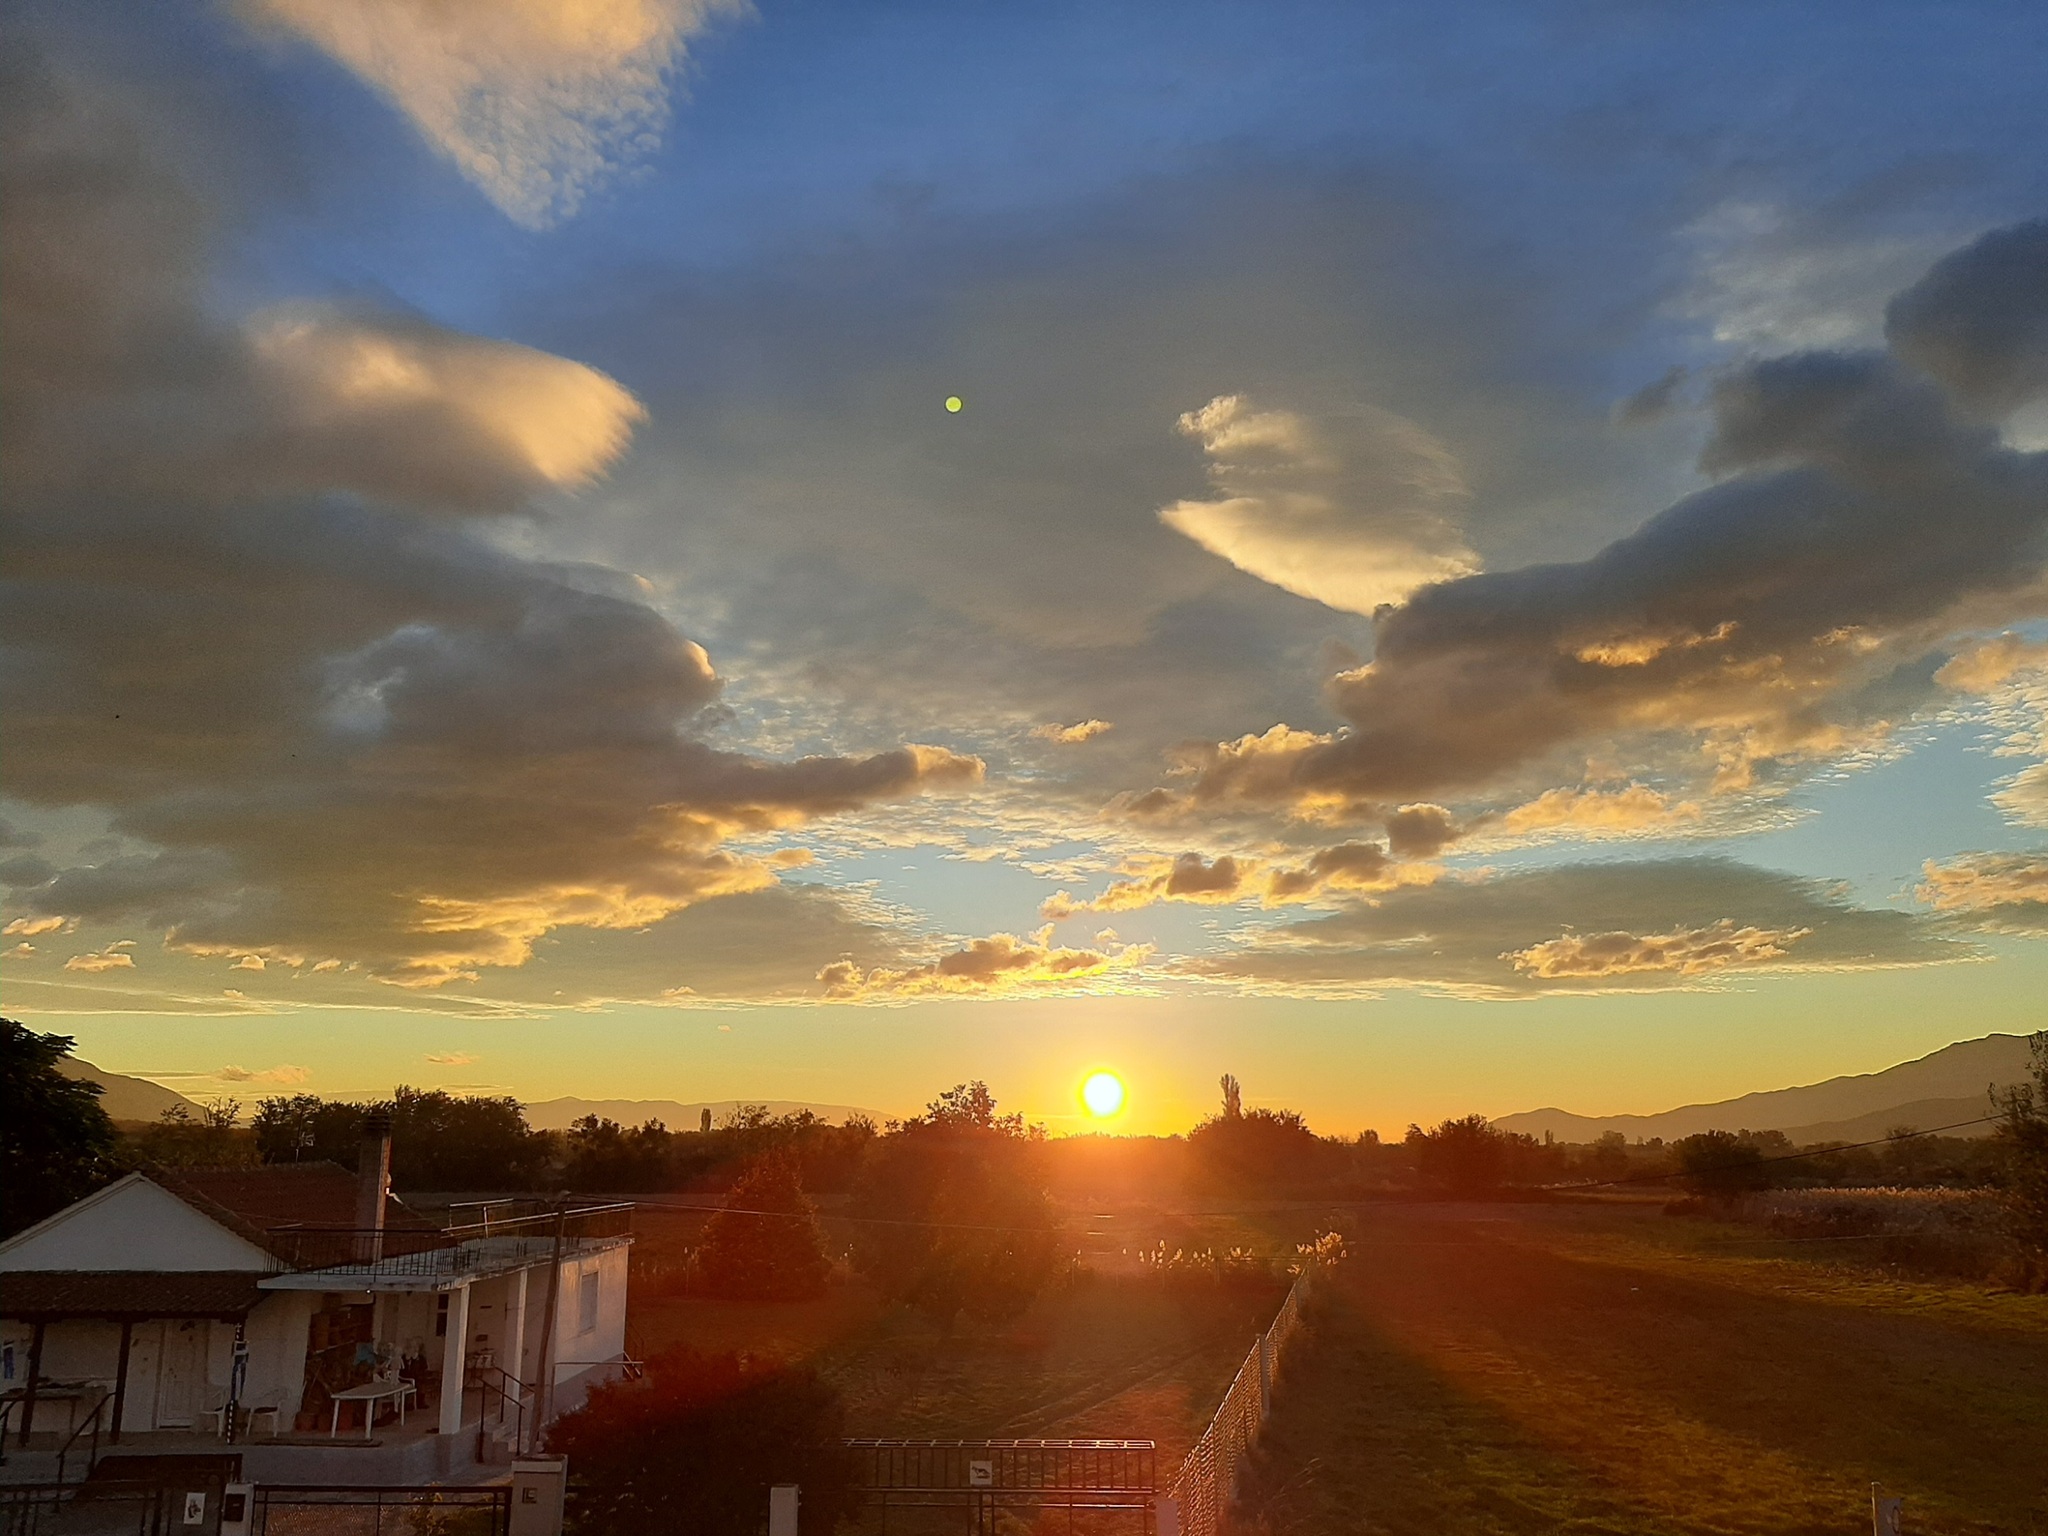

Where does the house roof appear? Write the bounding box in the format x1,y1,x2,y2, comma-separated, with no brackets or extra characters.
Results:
0,1270,267,1320
161,1163,420,1232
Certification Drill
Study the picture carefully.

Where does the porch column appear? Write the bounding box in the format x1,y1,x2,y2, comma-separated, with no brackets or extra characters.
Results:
437,1282,471,1438
502,1269,530,1390
109,1321,134,1445
16,1322,44,1444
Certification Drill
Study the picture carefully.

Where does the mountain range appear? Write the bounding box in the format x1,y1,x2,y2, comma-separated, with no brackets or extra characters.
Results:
57,1055,203,1124
1495,1032,2036,1145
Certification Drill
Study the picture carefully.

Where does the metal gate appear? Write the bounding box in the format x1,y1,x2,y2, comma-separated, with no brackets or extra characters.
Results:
249,1488,509,1536
848,1439,1156,1536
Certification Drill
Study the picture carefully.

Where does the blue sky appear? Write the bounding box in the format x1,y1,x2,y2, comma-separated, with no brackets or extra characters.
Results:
4,0,2046,1132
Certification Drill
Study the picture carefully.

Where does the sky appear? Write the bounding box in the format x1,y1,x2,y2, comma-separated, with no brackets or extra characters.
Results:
4,0,2047,1138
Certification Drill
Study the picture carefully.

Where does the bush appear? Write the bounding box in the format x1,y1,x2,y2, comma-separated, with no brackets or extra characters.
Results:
698,1155,832,1301
550,1350,854,1536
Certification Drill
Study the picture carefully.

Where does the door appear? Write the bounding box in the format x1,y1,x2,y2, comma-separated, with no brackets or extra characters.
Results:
155,1320,205,1428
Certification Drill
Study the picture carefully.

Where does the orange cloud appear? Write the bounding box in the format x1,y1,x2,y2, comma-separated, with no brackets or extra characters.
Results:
818,927,1152,1000
1504,920,1808,979
1034,719,1115,744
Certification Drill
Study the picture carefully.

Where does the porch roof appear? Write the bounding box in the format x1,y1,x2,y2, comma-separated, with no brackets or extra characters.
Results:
0,1270,266,1320
256,1232,630,1293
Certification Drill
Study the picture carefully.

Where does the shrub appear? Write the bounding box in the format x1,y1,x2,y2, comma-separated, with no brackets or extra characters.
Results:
550,1350,854,1536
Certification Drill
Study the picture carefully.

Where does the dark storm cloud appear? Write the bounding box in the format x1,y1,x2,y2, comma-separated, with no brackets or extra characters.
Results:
0,46,979,989
1885,219,2048,416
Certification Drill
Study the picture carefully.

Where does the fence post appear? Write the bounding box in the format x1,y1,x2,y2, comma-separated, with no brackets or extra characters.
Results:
769,1485,800,1536
1156,1494,1180,1536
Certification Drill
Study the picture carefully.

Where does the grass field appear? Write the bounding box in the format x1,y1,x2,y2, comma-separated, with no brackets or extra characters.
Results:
621,1197,2048,1533
1235,1201,2048,1536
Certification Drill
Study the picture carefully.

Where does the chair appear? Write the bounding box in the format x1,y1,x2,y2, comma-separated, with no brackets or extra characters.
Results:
243,1394,285,1438
200,1385,232,1438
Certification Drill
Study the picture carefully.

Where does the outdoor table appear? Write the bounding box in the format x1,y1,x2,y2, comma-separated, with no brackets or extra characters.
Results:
328,1379,410,1440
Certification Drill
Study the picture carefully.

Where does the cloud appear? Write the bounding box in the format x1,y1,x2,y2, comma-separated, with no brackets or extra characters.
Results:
1917,850,2048,933
1144,224,2048,820
5,943,34,958
1937,630,2048,827
1504,919,1807,979
1181,859,1968,998
0,52,982,991
238,0,738,228
425,1051,479,1065
818,927,1152,1001
1886,220,2048,417
4,915,69,937
66,949,136,972
1035,720,1114,745
1043,840,1433,918
1498,783,1703,839
215,1063,312,1084
1159,395,1478,616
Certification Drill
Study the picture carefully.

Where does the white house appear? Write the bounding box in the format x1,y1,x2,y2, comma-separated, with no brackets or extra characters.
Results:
0,1121,633,1483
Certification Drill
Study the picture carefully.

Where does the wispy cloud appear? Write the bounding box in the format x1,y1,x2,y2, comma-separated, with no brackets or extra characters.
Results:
215,1063,312,1085
425,1051,479,1065
239,0,742,228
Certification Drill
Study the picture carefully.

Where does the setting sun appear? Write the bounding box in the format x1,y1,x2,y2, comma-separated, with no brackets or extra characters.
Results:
1082,1070,1126,1117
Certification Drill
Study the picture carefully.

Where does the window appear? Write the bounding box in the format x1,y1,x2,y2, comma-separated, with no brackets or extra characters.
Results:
435,1293,449,1338
577,1269,598,1335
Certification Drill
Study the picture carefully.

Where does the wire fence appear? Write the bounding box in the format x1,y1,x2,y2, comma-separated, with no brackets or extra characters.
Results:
1163,1257,1320,1536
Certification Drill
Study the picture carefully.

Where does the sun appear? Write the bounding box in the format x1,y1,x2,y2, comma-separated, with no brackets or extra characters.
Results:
1081,1070,1126,1118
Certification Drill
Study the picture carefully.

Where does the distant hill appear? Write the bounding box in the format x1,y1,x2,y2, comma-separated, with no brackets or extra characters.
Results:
1495,1033,2036,1145
58,1054,202,1124
523,1097,882,1132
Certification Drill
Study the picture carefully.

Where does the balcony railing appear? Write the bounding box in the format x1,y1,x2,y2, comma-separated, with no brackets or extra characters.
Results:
261,1204,633,1278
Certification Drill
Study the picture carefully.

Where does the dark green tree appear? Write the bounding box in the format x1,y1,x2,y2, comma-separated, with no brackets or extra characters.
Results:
2,1019,121,1236
850,1081,1061,1324
1674,1130,1771,1199
697,1155,831,1300
549,1350,855,1536
1992,1030,2048,1278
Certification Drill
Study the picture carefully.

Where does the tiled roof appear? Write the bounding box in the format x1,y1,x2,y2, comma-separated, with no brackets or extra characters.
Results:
0,1271,266,1319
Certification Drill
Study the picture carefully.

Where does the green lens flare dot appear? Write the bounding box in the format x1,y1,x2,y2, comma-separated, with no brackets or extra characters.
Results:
945,396,963,413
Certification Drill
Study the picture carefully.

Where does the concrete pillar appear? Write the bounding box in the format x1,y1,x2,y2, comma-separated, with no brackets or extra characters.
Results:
510,1457,567,1536
768,1485,799,1536
1156,1495,1181,1536
438,1283,471,1438
503,1269,530,1390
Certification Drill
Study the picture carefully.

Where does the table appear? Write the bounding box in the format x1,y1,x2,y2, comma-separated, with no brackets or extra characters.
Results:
328,1379,410,1440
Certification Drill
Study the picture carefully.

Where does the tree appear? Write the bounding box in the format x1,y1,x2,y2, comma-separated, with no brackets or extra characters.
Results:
1674,1130,1771,1199
1220,1073,1243,1120
2,1019,121,1236
549,1350,855,1536
698,1155,831,1300
1406,1115,1508,1197
252,1088,546,1190
849,1082,1061,1324
127,1098,257,1168
252,1093,368,1165
1992,1030,2048,1276
562,1116,674,1192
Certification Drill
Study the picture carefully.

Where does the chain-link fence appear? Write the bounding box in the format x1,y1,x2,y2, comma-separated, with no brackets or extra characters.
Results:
1161,1263,1316,1536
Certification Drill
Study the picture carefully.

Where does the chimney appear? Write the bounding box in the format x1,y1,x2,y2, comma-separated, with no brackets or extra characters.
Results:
356,1110,392,1260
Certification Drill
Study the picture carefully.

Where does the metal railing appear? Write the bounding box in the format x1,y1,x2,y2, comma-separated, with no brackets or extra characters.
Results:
1163,1266,1317,1536
470,1363,533,1462
848,1439,1158,1536
250,1485,510,1536
0,1481,158,1536
51,1393,107,1487
262,1203,633,1277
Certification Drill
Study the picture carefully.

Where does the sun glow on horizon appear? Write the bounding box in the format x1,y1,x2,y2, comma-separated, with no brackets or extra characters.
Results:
1081,1070,1126,1118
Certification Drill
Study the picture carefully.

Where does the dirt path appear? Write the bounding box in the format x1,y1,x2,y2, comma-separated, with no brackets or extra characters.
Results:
1232,1203,2048,1536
